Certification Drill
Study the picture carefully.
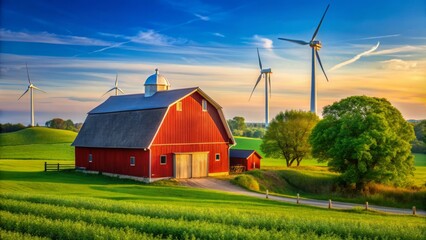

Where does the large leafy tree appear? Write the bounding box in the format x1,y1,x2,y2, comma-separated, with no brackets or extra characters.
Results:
310,96,415,190
261,110,319,167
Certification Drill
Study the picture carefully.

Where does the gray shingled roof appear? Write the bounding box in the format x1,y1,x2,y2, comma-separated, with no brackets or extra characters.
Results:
73,87,235,149
230,149,261,159
72,109,167,148
90,87,198,114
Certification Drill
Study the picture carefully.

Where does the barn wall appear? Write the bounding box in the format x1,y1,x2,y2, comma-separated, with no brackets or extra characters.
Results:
75,147,149,177
150,91,231,178
152,92,230,145
150,143,229,178
247,154,261,170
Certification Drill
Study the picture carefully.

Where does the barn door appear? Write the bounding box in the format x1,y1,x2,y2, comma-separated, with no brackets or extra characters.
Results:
191,153,208,178
175,154,192,178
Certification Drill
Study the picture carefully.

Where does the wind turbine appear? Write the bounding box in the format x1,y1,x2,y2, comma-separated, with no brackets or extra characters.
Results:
249,48,272,127
278,4,330,115
18,64,46,127
102,73,124,96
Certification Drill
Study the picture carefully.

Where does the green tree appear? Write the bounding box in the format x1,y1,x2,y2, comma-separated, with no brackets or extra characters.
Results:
261,110,319,167
227,116,247,136
310,96,415,190
414,120,426,143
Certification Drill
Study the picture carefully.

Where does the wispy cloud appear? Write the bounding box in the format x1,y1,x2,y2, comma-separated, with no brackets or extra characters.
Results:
212,33,225,38
130,30,188,46
0,28,109,46
356,34,400,41
252,35,273,49
370,45,421,56
381,59,417,70
194,13,210,21
330,42,380,71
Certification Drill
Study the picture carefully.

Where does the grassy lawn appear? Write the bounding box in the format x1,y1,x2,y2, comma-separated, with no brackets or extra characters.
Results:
1,159,425,239
0,129,425,239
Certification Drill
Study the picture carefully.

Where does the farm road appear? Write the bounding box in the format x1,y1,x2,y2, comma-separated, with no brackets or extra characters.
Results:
179,178,426,216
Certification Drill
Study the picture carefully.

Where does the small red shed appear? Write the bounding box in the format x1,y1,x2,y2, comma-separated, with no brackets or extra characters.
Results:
72,69,235,182
230,149,262,171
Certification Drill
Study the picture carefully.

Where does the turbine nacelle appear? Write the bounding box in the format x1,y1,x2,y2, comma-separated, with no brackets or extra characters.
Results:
261,68,272,73
310,40,322,49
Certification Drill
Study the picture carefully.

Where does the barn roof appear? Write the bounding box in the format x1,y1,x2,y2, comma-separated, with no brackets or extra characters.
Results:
90,87,198,114
73,87,235,148
72,109,167,148
230,149,262,159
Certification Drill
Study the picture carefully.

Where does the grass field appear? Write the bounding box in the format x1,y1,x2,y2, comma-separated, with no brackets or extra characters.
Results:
1,128,425,239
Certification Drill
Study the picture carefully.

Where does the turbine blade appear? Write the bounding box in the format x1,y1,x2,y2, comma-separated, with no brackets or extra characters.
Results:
115,73,118,87
315,50,329,82
278,38,309,45
311,4,330,41
32,85,47,93
117,87,125,94
257,48,263,70
249,74,263,101
101,88,115,97
26,63,31,84
18,88,29,100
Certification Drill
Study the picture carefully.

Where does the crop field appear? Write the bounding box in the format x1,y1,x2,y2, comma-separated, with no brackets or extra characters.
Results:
1,128,425,239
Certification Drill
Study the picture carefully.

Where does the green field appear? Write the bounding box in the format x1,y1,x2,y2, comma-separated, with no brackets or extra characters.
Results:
1,128,425,239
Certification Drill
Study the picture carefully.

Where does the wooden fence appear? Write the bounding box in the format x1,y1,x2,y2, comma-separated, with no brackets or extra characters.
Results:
44,162,75,172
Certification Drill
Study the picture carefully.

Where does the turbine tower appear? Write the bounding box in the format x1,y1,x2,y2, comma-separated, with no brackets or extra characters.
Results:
249,48,272,127
278,4,330,115
18,64,46,127
102,73,124,96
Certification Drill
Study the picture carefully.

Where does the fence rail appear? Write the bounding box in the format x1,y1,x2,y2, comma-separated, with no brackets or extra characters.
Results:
44,162,75,172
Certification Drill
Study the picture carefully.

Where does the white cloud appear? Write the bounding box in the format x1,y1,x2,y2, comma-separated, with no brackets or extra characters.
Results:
194,13,210,21
252,35,273,49
381,59,417,70
213,32,225,38
0,28,109,46
329,42,380,71
370,45,420,56
130,30,187,46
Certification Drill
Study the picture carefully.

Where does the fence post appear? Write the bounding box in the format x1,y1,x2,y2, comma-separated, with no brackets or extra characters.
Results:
297,193,300,204
413,206,416,216
266,190,269,199
44,162,47,172
365,202,369,211
57,163,60,171
328,199,332,209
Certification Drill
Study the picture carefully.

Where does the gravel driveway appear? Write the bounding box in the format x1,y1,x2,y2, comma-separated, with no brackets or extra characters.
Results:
179,177,426,216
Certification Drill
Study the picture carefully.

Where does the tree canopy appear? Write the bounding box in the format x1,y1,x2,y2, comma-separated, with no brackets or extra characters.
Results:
310,96,415,190
261,110,319,167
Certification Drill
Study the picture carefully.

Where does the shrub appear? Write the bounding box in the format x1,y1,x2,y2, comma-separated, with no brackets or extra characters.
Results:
231,174,260,191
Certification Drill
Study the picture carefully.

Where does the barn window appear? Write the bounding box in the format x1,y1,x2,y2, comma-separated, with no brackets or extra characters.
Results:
130,156,136,166
88,154,93,163
160,155,167,165
215,153,220,161
176,101,182,111
202,99,207,111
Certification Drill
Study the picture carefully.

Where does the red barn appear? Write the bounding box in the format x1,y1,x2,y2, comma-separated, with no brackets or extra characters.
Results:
72,69,235,182
230,149,262,171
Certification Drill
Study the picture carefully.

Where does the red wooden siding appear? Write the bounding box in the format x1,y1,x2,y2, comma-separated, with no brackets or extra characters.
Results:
152,92,230,145
150,144,229,178
150,92,231,177
230,152,261,171
75,147,150,177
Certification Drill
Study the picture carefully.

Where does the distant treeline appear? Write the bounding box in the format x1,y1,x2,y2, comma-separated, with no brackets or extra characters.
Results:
0,123,26,133
45,118,82,132
412,120,426,153
227,116,265,138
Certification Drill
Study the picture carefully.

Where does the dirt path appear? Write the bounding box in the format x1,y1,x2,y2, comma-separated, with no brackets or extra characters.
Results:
179,178,426,216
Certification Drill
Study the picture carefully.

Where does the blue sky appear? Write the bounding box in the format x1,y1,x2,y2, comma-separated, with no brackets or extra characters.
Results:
1,0,425,125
